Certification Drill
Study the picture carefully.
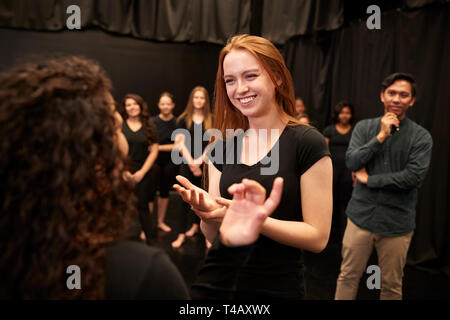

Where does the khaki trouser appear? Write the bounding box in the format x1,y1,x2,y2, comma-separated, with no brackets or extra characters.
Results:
335,218,413,300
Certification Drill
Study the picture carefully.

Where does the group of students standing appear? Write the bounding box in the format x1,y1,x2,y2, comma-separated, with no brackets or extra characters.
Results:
119,38,359,298
1,32,431,300
120,86,213,249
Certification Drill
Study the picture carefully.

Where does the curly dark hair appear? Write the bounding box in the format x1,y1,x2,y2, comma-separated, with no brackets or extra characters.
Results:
0,56,136,299
120,93,157,144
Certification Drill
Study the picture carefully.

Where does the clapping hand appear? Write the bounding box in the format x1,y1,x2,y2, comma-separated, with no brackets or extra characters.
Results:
220,177,284,247
173,175,217,212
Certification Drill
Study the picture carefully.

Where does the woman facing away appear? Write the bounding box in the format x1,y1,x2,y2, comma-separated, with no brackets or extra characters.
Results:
323,101,356,243
0,55,275,299
173,34,333,299
121,93,159,243
171,86,213,249
0,56,188,299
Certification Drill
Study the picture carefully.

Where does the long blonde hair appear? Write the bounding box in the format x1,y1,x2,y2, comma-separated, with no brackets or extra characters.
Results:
212,34,299,137
177,86,212,130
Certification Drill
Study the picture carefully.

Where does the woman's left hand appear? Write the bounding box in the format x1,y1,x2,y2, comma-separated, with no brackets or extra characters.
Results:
220,177,284,247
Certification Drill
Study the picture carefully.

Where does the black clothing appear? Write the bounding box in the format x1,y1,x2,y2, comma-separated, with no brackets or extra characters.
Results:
153,115,177,166
153,162,178,198
122,120,157,241
175,163,202,233
323,124,353,242
174,118,209,234
153,115,178,197
106,241,189,299
192,125,330,299
122,120,154,172
176,118,210,159
345,117,433,236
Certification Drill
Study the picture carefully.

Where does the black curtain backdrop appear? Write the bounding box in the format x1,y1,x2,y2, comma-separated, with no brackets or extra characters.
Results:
284,4,450,274
262,0,345,44
0,0,449,276
0,27,221,116
0,0,251,44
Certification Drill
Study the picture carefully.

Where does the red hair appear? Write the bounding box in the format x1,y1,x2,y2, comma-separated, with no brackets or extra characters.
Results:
212,34,299,137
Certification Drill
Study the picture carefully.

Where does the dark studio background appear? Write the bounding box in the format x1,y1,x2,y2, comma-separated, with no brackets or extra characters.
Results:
0,0,449,298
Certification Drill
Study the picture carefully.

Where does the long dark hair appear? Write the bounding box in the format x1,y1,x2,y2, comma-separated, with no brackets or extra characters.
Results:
0,56,136,299
121,93,157,144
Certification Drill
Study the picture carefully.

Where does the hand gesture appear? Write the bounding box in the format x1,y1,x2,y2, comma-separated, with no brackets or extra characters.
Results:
354,167,368,184
132,170,145,183
122,170,133,182
173,175,217,212
379,112,399,140
191,197,231,224
220,177,284,247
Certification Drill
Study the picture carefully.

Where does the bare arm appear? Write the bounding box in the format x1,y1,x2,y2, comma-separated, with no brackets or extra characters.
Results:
199,161,223,242
133,143,159,183
159,134,183,152
260,156,333,253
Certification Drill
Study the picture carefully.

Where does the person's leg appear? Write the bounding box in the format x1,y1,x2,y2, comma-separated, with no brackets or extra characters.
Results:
157,163,175,232
157,197,171,231
374,232,414,300
335,218,375,300
171,164,190,248
136,174,152,243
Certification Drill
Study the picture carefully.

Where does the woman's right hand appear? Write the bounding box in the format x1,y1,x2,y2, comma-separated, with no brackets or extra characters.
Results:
190,197,231,224
173,175,217,212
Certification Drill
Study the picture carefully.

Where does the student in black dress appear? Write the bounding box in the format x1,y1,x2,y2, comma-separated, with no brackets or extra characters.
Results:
323,101,355,243
152,92,181,232
171,86,213,248
173,34,333,299
121,94,159,243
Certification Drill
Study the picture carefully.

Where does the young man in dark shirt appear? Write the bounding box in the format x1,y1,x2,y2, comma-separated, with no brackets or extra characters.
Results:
335,73,433,300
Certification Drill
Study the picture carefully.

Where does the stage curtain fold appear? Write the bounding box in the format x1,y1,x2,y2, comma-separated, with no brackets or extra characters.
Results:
262,0,344,45
0,0,250,44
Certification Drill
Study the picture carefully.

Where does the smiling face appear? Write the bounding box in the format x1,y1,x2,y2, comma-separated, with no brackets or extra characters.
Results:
380,80,415,120
192,90,206,110
158,95,175,116
125,98,141,118
223,49,278,119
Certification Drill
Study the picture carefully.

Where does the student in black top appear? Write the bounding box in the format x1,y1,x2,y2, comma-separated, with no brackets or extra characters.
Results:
171,86,213,248
152,92,181,233
323,101,356,243
121,94,159,243
173,34,333,299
